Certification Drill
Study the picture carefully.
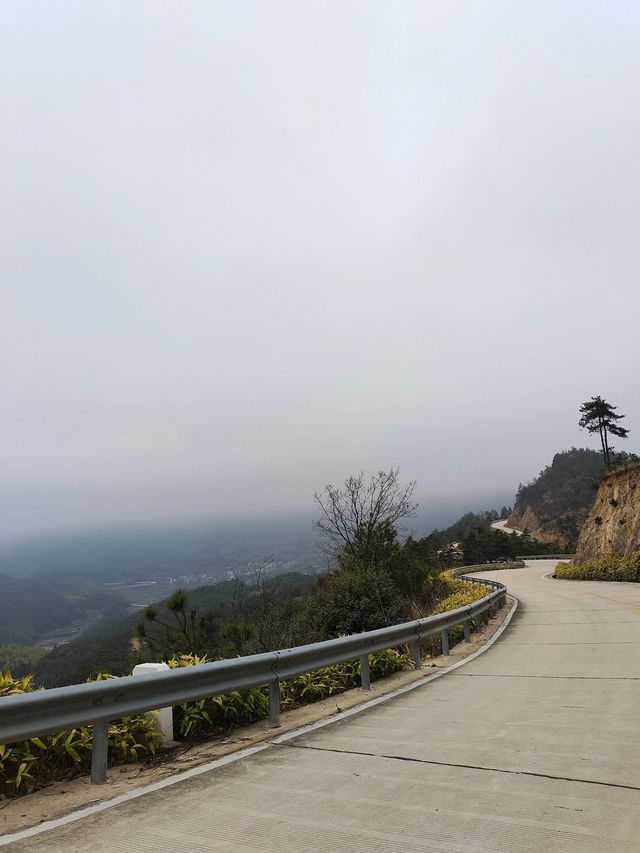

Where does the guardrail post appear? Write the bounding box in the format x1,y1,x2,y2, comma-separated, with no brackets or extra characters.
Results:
0,566,508,758
410,640,421,670
360,655,371,691
463,620,471,642
440,629,449,656
268,679,281,727
91,719,109,784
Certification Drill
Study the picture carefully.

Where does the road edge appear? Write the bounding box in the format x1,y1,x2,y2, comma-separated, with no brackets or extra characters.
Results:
0,594,518,848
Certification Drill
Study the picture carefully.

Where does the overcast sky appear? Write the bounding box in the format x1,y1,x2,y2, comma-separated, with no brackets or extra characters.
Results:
2,1,639,541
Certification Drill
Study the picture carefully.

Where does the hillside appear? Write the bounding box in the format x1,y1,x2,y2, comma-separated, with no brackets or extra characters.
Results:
0,574,128,646
574,462,640,564
508,448,604,546
34,572,316,687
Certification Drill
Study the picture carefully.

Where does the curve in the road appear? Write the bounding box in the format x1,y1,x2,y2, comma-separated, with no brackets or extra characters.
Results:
491,518,524,536
5,561,640,852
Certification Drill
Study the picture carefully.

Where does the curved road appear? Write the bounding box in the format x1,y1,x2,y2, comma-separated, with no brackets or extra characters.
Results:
491,519,524,536
6,561,640,852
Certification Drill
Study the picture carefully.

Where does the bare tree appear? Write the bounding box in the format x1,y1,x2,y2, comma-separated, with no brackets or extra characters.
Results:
313,469,418,569
251,557,285,652
224,557,298,654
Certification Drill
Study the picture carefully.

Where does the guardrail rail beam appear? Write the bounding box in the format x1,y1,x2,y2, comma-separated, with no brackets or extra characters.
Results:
0,562,510,783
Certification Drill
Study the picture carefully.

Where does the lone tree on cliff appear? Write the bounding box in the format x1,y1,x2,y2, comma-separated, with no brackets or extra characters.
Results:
313,469,418,570
578,396,629,468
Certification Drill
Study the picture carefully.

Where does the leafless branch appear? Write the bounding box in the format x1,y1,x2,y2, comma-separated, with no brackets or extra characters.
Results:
313,468,417,568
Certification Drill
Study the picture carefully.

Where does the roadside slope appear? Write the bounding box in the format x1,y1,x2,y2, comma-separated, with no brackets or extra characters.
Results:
5,562,640,852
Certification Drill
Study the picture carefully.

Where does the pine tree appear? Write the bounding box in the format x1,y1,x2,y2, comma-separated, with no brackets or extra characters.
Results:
578,396,629,467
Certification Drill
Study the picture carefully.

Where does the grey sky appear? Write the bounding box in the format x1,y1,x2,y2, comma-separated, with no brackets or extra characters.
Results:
2,1,639,540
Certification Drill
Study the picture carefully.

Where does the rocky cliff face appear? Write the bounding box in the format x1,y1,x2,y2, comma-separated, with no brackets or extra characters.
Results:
574,463,640,564
507,448,603,547
508,504,594,546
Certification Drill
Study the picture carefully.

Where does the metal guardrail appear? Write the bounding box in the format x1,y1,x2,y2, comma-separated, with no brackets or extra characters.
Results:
0,565,508,784
456,561,525,572
517,554,574,560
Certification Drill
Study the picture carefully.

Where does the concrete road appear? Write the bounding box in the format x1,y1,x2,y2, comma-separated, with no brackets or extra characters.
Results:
491,519,523,536
6,561,640,852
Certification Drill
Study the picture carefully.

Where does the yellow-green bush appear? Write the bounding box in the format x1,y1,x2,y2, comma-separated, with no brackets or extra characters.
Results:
434,571,491,614
431,572,492,645
0,671,160,799
556,553,640,583
170,649,409,740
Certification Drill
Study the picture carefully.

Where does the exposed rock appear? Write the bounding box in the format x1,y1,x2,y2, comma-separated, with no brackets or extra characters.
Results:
574,463,640,564
507,448,604,547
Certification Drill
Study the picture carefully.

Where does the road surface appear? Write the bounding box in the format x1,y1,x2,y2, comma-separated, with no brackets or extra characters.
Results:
491,518,524,536
5,561,640,852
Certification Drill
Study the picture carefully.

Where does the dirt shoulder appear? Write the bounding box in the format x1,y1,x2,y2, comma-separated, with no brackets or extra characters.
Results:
0,596,515,837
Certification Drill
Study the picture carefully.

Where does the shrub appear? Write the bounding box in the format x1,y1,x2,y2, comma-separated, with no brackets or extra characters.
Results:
169,649,408,740
430,572,492,645
0,670,160,798
296,566,406,642
433,571,491,614
555,553,640,583
282,648,408,710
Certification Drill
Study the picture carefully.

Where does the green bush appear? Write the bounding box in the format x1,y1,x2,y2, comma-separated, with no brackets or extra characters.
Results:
169,649,408,740
0,645,44,679
555,553,640,582
0,671,160,799
282,648,408,710
296,566,406,642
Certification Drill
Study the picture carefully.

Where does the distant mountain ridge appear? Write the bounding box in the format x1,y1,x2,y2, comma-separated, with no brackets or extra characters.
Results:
508,448,604,547
0,515,318,582
0,494,514,583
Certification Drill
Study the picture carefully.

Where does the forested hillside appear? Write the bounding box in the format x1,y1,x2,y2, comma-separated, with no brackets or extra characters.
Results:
0,574,127,645
508,448,605,546
35,573,316,686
